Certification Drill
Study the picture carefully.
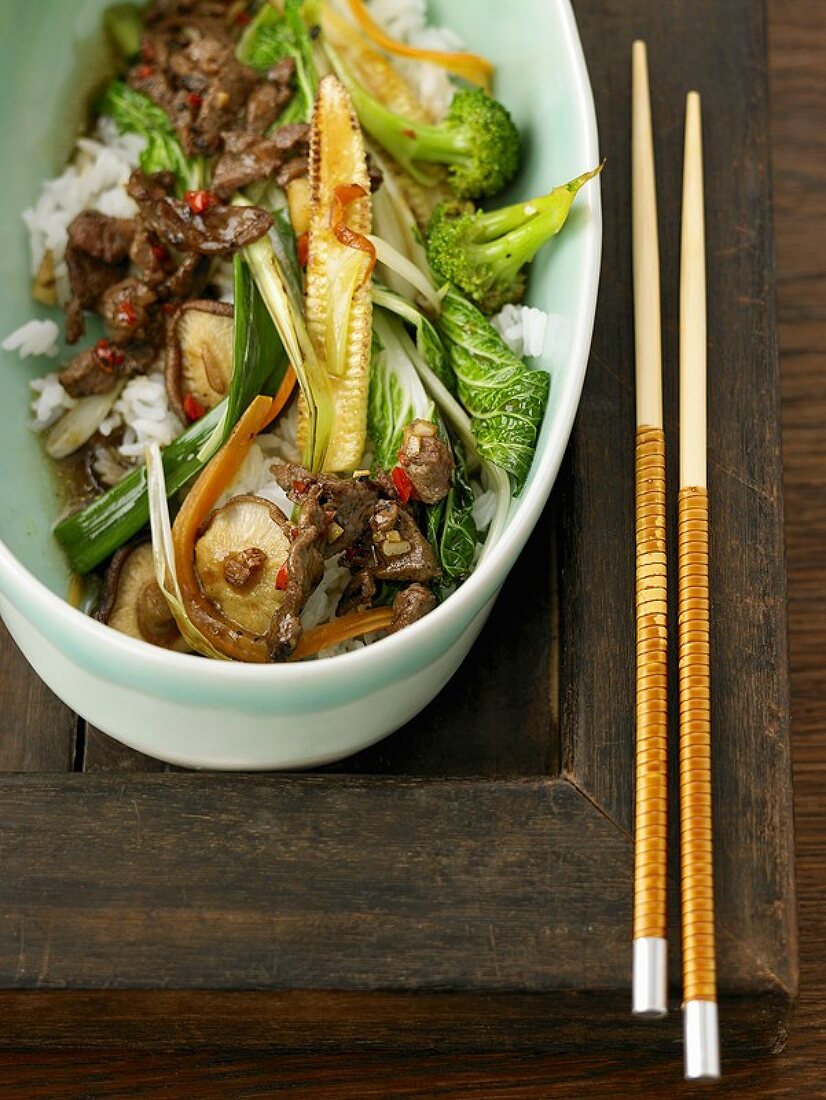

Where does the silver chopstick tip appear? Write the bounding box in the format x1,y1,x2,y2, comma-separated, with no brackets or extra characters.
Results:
683,999,721,1080
632,937,668,1017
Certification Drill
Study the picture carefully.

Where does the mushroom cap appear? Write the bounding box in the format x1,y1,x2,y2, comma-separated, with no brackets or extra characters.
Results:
194,494,292,637
166,300,234,421
99,542,187,650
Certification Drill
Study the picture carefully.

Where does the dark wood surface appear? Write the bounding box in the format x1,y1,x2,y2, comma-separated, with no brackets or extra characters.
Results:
0,0,819,1094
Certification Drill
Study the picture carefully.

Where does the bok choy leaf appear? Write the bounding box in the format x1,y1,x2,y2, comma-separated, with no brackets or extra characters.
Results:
96,80,206,194
372,284,456,395
368,310,435,470
436,285,549,494
426,439,477,581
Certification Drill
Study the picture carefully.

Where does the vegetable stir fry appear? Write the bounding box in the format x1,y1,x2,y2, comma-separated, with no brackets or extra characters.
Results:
14,0,600,662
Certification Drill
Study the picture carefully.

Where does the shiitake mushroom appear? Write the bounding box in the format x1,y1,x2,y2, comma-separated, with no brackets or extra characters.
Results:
194,494,291,637
165,300,233,422
97,542,188,651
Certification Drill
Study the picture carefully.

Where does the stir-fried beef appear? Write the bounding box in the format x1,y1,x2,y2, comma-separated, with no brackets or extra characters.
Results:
271,463,382,555
337,567,378,615
130,20,260,157
67,211,135,263
212,123,310,197
98,277,159,344
159,251,212,301
59,342,156,397
368,500,439,582
245,58,297,134
397,420,454,504
387,584,438,634
266,525,325,660
126,169,273,254
367,157,384,194
129,222,174,287
64,213,136,343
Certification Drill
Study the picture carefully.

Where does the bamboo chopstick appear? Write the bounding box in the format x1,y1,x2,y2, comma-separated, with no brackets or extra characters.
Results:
631,39,669,1019
678,90,720,1081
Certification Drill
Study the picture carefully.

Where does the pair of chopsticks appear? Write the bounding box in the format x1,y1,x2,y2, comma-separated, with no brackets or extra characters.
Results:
630,42,719,1081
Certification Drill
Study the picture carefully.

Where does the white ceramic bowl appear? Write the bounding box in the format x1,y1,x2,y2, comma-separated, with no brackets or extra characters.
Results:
0,0,601,769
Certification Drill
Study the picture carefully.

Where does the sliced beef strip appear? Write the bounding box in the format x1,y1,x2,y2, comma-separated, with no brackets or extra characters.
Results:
244,80,291,136
158,251,212,300
67,211,135,263
368,500,439,583
129,221,173,287
212,123,310,197
64,211,138,343
337,567,378,616
59,342,156,398
397,420,454,504
126,169,273,254
266,524,325,661
131,21,261,157
98,277,159,344
271,462,381,556
387,584,438,634
276,156,309,187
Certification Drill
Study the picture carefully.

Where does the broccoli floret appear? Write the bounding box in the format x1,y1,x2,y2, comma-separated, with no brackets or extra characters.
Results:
333,59,519,199
425,166,603,313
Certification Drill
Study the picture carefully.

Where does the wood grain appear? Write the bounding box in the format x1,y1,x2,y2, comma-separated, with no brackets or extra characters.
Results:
0,0,820,1093
0,623,77,772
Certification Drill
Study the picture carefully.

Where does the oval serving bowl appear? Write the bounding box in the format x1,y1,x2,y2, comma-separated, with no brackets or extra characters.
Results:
0,0,601,769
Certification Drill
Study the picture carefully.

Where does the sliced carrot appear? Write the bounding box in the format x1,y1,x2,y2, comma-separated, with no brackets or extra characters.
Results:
270,365,298,422
290,607,395,661
346,0,494,92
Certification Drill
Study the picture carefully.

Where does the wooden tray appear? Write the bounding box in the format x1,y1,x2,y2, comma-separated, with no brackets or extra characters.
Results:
0,0,795,1053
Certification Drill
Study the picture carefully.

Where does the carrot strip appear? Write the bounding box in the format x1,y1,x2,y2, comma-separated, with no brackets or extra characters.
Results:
345,0,494,92
270,365,298,422
290,607,395,661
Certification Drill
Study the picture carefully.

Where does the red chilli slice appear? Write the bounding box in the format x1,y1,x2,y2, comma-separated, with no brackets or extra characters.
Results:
391,465,415,504
185,190,220,215
330,183,375,286
183,393,207,421
275,563,290,591
296,232,309,267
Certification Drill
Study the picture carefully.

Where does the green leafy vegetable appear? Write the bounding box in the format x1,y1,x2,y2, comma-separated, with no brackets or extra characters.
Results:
426,165,603,314
97,80,205,193
436,286,549,494
372,284,456,395
326,45,519,198
103,2,144,60
426,439,477,581
368,311,435,470
237,0,318,126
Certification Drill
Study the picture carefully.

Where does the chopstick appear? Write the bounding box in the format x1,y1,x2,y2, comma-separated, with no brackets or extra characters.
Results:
678,90,720,1081
631,39,669,1019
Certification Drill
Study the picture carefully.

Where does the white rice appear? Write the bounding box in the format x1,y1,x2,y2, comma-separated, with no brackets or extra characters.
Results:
29,373,77,431
108,372,184,459
491,303,552,359
362,0,464,119
2,318,61,360
21,117,145,304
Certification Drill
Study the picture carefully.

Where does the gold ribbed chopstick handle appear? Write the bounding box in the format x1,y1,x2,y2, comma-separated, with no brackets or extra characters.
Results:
678,485,717,1002
634,426,668,942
